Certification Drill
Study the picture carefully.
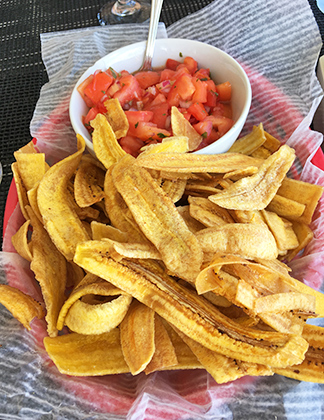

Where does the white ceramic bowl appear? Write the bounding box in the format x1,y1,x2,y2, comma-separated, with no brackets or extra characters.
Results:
69,38,251,154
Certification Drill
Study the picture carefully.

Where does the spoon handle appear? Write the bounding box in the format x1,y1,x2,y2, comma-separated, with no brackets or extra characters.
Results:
140,0,164,71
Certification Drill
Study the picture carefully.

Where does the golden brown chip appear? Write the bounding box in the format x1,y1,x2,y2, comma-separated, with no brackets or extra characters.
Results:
266,194,306,221
188,196,234,228
175,327,273,384
195,223,278,260
14,152,46,191
228,124,266,155
140,136,189,155
91,221,128,242
26,206,67,337
74,159,106,208
137,152,262,174
91,113,126,169
11,219,33,262
73,248,308,368
37,136,90,261
27,184,43,223
104,98,129,139
276,177,323,224
11,162,29,220
57,272,131,331
0,285,44,330
161,178,187,203
120,300,155,375
253,292,316,315
285,221,314,262
209,145,295,210
112,155,203,282
171,106,202,151
144,314,178,374
223,166,259,181
177,205,206,233
44,329,129,376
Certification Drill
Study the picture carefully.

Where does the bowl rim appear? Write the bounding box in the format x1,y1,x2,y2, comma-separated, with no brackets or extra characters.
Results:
69,38,252,154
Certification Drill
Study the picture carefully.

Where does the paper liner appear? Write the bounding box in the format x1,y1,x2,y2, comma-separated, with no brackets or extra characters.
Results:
2,0,324,418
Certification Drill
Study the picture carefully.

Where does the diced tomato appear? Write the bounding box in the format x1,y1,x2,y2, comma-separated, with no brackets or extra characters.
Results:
175,74,195,101
212,102,232,118
82,104,106,131
77,75,95,107
83,71,114,106
183,56,198,75
196,129,221,150
167,85,180,107
205,115,234,136
131,122,170,142
125,110,154,136
149,103,169,129
166,59,181,71
205,79,217,107
192,78,208,103
149,93,167,107
216,81,232,102
173,66,191,80
113,75,143,107
135,71,160,89
178,108,192,121
119,136,145,157
187,102,208,121
193,120,213,138
194,68,210,80
160,69,176,81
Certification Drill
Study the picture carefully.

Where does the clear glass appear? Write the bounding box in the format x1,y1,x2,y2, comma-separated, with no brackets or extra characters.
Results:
98,0,151,25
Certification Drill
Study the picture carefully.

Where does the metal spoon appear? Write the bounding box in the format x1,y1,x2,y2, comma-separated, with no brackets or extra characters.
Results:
137,0,164,72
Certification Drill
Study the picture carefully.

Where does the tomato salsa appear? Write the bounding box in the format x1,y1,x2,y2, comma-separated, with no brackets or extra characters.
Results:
78,56,234,156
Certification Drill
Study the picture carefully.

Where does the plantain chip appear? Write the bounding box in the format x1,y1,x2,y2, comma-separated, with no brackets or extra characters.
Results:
195,223,278,260
208,145,296,210
57,272,131,332
26,206,67,337
73,247,308,368
120,300,155,375
188,196,234,228
11,219,33,262
14,152,46,191
140,136,189,156
37,135,90,261
112,155,203,282
228,123,266,155
74,159,106,208
11,162,29,220
91,113,126,169
254,292,316,315
104,98,129,139
144,314,178,374
266,194,306,221
175,327,273,384
44,328,129,376
285,221,314,262
0,285,44,330
171,106,202,151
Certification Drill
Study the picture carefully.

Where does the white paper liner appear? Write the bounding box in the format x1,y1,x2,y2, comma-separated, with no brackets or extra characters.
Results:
1,0,324,418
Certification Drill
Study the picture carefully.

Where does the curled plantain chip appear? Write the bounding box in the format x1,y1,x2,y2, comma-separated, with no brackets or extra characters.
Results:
37,135,90,261
208,145,296,210
74,159,106,208
73,245,308,368
0,285,44,330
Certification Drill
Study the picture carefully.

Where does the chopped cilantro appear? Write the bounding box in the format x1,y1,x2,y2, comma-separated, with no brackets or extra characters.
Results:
109,67,117,79
101,90,106,94
200,77,208,81
201,132,208,138
157,133,167,139
135,122,139,128
179,52,183,57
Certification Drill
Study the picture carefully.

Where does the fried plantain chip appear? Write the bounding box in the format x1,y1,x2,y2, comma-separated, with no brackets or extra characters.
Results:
209,145,295,210
74,159,106,208
104,98,129,139
171,106,202,151
26,206,67,337
112,155,203,282
285,221,314,262
175,327,273,384
14,152,46,191
44,328,129,376
144,314,178,374
120,300,155,375
0,285,44,330
140,136,189,155
11,162,29,220
275,177,323,225
73,247,308,368
228,124,266,155
37,135,90,261
254,292,316,315
57,272,131,332
188,196,234,228
195,223,278,260
137,152,262,174
11,219,33,262
91,113,126,169
266,194,306,221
